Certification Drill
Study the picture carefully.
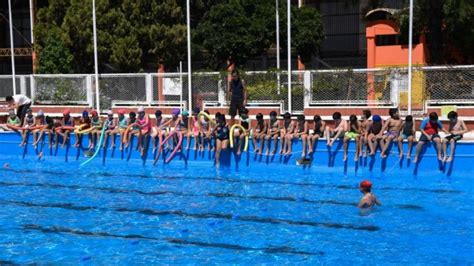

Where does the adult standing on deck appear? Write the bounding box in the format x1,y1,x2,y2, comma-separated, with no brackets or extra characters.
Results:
228,70,247,125
5,94,32,123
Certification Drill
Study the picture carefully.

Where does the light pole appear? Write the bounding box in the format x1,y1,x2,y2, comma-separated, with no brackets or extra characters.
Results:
287,0,292,112
186,0,192,112
8,0,16,95
407,0,414,115
92,0,100,112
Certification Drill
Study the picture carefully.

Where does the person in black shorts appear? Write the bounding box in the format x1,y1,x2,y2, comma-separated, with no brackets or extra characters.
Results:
228,70,247,125
5,94,32,123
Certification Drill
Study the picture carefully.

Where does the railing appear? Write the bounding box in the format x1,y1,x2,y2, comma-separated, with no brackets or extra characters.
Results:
0,65,472,113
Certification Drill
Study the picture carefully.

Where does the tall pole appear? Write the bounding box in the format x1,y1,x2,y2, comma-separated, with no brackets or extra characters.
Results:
276,0,281,94
407,0,413,115
287,0,292,112
92,0,100,112
186,0,192,112
276,0,280,70
179,61,183,111
8,0,16,95
29,0,34,44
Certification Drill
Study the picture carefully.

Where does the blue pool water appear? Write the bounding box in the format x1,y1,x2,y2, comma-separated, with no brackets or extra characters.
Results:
0,154,473,264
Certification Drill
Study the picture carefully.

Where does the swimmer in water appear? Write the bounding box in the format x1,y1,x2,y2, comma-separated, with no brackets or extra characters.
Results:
358,180,382,209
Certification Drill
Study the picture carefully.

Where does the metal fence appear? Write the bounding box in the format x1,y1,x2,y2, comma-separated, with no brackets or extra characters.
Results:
1,65,472,113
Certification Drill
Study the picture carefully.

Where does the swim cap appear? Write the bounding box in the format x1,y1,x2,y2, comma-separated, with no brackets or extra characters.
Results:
137,106,145,113
372,115,381,122
172,108,180,116
182,110,189,116
91,110,98,116
270,111,277,117
155,110,162,117
82,110,89,117
118,109,125,115
193,107,200,114
107,110,113,115
37,110,44,116
360,180,372,189
63,109,71,115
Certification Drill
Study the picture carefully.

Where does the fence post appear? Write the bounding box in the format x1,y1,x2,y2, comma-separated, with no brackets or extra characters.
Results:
86,75,94,107
145,73,152,106
30,75,35,102
20,75,26,96
303,71,311,108
218,75,225,106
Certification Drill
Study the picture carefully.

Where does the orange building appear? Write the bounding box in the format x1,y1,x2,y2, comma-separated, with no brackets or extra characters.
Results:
365,9,429,109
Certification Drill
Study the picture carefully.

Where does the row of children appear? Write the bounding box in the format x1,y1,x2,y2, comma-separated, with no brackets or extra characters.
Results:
321,109,468,163
0,107,469,164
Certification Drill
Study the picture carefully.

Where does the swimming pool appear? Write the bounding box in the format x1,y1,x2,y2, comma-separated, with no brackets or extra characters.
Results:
0,132,473,263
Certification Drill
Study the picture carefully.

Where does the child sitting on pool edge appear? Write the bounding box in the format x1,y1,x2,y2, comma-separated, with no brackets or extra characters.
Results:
358,180,382,209
442,111,469,163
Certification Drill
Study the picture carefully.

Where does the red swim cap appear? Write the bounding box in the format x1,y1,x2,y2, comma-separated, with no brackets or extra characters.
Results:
91,110,98,116
63,109,71,115
118,109,125,115
360,180,372,189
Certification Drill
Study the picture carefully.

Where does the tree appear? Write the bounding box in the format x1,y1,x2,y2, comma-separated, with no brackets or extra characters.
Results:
193,1,272,69
34,0,187,73
35,27,74,74
193,1,324,69
395,0,473,64
290,6,325,65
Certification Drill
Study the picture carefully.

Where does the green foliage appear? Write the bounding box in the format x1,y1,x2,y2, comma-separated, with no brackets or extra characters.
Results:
291,6,324,64
35,0,186,73
395,0,473,64
193,1,273,69
35,0,325,73
35,27,74,74
194,1,324,69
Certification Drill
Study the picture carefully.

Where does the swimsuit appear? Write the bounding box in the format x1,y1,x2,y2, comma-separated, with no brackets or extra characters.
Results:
255,121,265,133
137,116,151,133
91,118,102,129
345,123,359,139
385,130,399,138
105,118,115,129
313,121,323,136
445,120,465,142
216,124,229,141
129,119,139,130
7,116,21,126
241,118,250,131
192,117,199,135
25,115,35,127
401,121,413,139
269,119,279,134
118,117,128,132
176,118,188,131
200,119,210,132
296,122,305,134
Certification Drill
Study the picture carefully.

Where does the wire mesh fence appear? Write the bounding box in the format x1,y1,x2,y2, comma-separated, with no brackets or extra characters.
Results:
422,66,474,103
310,68,395,105
99,74,147,110
0,65,472,112
33,74,89,105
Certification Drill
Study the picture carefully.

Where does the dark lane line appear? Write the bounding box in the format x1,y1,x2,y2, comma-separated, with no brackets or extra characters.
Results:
3,200,380,232
0,181,425,211
1,168,461,194
0,181,356,207
22,224,323,256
